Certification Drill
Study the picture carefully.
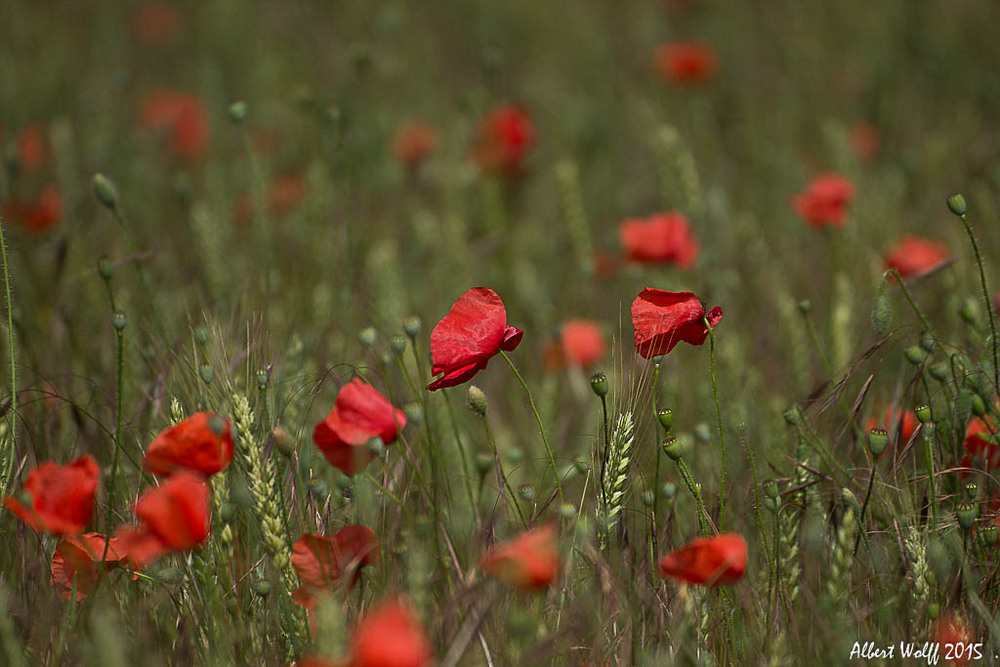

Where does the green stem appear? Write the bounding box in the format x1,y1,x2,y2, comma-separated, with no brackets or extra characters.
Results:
923,423,938,533
882,269,935,337
676,457,709,536
499,350,563,502
956,212,1000,393
240,125,271,316
852,459,878,558
481,414,527,528
0,216,14,498
705,320,726,529
104,326,125,562
651,361,662,540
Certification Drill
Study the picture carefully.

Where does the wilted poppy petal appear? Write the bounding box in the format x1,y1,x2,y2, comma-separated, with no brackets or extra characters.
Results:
143,412,234,477
481,524,560,592
659,533,747,587
292,526,380,595
4,455,100,535
51,533,126,600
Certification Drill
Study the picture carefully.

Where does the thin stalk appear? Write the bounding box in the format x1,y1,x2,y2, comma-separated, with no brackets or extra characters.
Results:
924,424,938,533
103,325,125,562
882,269,935,337
651,361,662,541
0,217,15,498
852,460,878,558
598,391,610,503
676,457,710,536
955,211,1000,393
705,320,726,529
481,414,527,528
239,124,272,315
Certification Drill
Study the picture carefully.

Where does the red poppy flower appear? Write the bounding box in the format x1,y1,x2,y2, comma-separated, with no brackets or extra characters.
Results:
119,471,212,566
659,533,747,587
2,185,63,232
140,90,208,161
653,42,718,85
866,406,918,445
481,524,560,592
559,319,607,368
143,412,234,477
427,287,523,391
132,2,182,46
16,123,49,171
313,379,407,475
934,614,973,666
619,212,700,268
352,598,433,667
393,121,438,169
291,526,381,607
472,105,535,175
964,418,1000,470
4,455,99,535
51,533,126,601
793,173,855,229
885,234,951,279
631,287,722,359
233,174,309,224
850,121,880,161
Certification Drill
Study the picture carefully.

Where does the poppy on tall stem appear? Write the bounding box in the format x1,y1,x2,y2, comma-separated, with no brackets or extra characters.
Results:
659,533,747,586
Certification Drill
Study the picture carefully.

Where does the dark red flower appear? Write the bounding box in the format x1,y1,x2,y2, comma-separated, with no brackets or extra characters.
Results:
653,42,718,85
659,533,747,587
51,533,126,601
2,185,63,232
132,2,182,46
559,319,607,368
140,90,208,161
631,287,722,359
850,121,880,161
481,524,560,592
885,234,951,279
793,173,855,229
4,455,99,535
427,287,523,391
619,212,700,268
16,123,49,171
291,526,381,607
313,379,407,475
143,412,234,477
472,106,535,175
352,598,433,667
392,121,438,169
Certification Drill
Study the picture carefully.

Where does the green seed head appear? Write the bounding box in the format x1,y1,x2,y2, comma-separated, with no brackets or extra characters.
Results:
783,404,801,427
466,385,487,416
403,402,422,427
517,485,535,502
589,372,608,398
389,334,407,356
657,408,673,432
97,257,114,281
661,482,677,500
228,100,248,124
253,581,271,597
763,479,779,500
946,193,967,217
693,422,711,444
308,478,329,499
112,311,127,331
640,490,655,507
366,437,385,457
271,426,295,458
199,363,214,385
915,404,932,424
980,523,998,546
868,428,889,459
559,503,577,521
208,414,225,435
797,299,811,315
220,503,236,523
402,316,422,339
358,327,378,349
959,299,978,326
904,346,925,365
919,332,936,353
474,453,494,477
255,368,270,389
92,173,119,210
956,502,977,531
193,326,210,346
965,482,978,500
926,602,941,620
661,436,683,461
928,363,949,383
871,293,891,337
972,394,987,417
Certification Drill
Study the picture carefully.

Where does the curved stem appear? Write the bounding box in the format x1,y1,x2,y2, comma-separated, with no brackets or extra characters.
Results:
676,457,710,536
705,320,726,529
956,213,1000,393
482,414,527,528
882,269,934,337
852,460,878,558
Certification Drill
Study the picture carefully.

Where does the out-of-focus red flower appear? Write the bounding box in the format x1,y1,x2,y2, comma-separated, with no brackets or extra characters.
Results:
51,533,126,601
793,173,855,229
472,105,535,175
884,234,951,279
631,287,722,359
313,379,407,475
393,121,438,170
291,526,380,608
866,406,918,445
4,455,99,535
427,287,523,391
233,175,308,224
619,212,700,268
659,533,747,587
850,121,880,161
352,598,433,667
2,185,63,232
592,251,619,280
556,319,606,369
140,90,208,161
132,2,182,46
481,524,560,592
934,614,973,666
143,412,234,477
16,123,49,170
653,42,718,85
964,417,1000,470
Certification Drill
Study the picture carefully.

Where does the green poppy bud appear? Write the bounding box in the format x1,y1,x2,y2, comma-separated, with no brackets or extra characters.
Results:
956,502,977,531
517,485,535,502
193,326,209,346
358,327,378,349
661,482,677,500
868,428,889,459
972,393,987,417
904,346,925,365
693,422,711,444
783,405,801,426
946,194,967,217
253,581,271,597
466,385,487,416
928,363,949,383
97,257,114,281
271,426,295,458
228,100,248,124
797,299,811,315
640,490,655,507
871,293,891,337
559,503,577,521
92,173,119,210
366,437,385,457
402,316,422,339
220,503,237,523
112,311,127,331
920,332,936,353
199,363,214,385
474,453,494,477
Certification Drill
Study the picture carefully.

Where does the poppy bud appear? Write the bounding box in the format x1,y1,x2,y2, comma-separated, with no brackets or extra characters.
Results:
972,394,987,417
466,385,487,416
97,257,114,281
928,363,949,383
641,490,655,507
657,408,673,432
507,447,524,465
959,299,978,326
915,404,932,423
783,405,801,426
589,372,609,398
920,333,936,353
227,100,248,125
904,346,925,365
255,368,270,389
92,174,119,210
402,316,422,339
797,299,811,315
965,482,978,500
271,426,295,458
661,482,677,500
193,326,209,346
220,503,236,523
867,428,889,459
871,293,891,337
956,502,977,531
358,327,378,349
518,485,535,502
559,503,577,521
253,581,271,597
474,453,493,477
762,479,779,500
693,423,711,444
199,363,214,385
946,194,967,217
389,334,407,356
112,311,127,331
980,524,998,546
661,436,683,461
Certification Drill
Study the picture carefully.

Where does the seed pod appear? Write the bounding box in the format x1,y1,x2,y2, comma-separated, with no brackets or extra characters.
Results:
228,100,248,124
868,428,889,459
946,194,967,217
589,372,609,398
92,173,119,210
657,408,673,432
466,386,487,416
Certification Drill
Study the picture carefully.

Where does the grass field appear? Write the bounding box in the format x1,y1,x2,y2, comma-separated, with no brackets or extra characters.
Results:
2,0,1000,664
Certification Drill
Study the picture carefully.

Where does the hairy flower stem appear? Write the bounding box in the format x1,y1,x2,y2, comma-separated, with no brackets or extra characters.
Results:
651,362,662,538
0,217,15,499
481,414,526,527
705,320,726,529
500,351,563,502
881,269,935,337
924,424,938,533
852,461,878,558
598,391,610,503
676,457,710,536
955,208,1000,393
239,125,272,316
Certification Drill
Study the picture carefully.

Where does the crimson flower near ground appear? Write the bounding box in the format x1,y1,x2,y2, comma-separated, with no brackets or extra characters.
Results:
139,89,208,161
393,121,438,169
427,287,523,391
2,184,63,232
653,42,718,85
291,526,381,608
472,105,535,175
352,598,433,667
51,533,126,601
481,524,560,592
659,533,747,586
143,412,234,477
312,379,407,475
793,173,855,229
884,234,951,279
631,287,722,359
4,455,99,535
619,212,700,268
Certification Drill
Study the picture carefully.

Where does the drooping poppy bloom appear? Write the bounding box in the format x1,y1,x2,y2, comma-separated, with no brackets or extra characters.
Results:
619,212,700,268
793,173,855,229
653,42,718,85
850,121,880,162
291,526,381,608
472,105,535,175
884,234,951,279
481,524,560,592
2,185,63,232
16,123,50,171
139,89,208,161
556,319,606,369
631,287,722,359
143,412,234,477
933,614,973,666
4,455,100,535
312,379,407,475
352,598,433,667
392,121,438,169
659,533,747,587
51,532,126,601
427,287,523,391
131,2,182,46
866,406,918,445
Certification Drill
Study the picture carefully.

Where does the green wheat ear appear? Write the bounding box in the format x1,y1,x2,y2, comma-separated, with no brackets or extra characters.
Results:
598,411,634,550
904,527,929,624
